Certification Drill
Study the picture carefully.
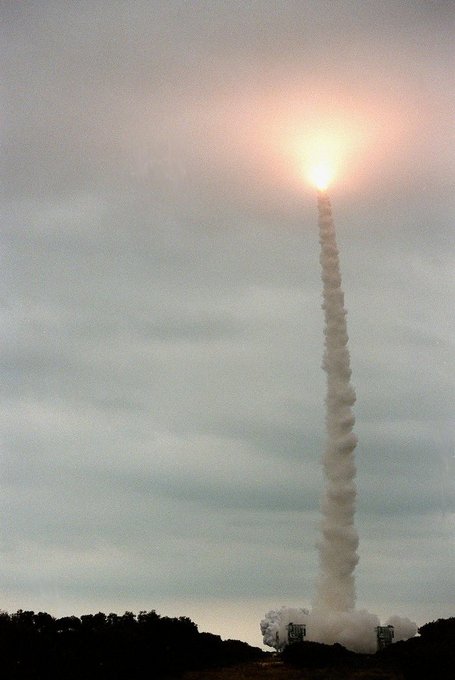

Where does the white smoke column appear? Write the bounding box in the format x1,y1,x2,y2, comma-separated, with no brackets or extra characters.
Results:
260,192,418,654
314,189,359,613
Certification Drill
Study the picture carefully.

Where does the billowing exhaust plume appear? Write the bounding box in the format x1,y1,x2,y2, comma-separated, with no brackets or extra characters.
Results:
261,607,417,654
385,615,419,642
314,189,359,612
260,189,417,653
260,607,309,651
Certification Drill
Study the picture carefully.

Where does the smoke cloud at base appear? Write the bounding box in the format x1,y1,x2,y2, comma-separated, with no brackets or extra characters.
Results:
260,607,309,651
261,607,417,653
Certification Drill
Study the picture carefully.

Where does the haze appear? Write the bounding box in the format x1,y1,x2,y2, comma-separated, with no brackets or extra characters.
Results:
1,1,454,647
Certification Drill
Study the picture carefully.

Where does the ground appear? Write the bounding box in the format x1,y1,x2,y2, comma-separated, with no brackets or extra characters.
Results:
180,657,404,680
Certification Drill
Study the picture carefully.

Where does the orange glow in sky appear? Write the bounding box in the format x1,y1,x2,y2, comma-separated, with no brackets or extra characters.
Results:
273,106,389,194
297,123,365,191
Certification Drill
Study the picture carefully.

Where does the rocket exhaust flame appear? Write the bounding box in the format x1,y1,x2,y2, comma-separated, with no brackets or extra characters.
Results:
314,189,359,613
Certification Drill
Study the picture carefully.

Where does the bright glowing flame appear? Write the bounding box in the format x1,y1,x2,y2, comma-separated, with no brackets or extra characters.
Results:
309,162,333,190
283,119,367,192
302,129,344,190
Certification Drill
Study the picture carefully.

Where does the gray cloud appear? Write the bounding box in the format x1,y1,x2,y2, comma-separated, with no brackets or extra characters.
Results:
1,0,454,648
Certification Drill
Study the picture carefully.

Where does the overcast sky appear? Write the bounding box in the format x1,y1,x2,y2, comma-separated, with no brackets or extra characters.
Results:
1,0,454,647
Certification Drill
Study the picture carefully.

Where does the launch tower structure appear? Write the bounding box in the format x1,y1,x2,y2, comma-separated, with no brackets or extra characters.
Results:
376,625,394,650
287,622,306,645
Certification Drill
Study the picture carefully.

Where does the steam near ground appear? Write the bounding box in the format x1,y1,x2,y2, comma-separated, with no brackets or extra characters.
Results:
260,606,417,653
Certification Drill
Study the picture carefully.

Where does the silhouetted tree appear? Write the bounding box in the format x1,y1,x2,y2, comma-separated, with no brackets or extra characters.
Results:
418,617,455,641
282,640,356,669
378,617,455,680
0,607,265,679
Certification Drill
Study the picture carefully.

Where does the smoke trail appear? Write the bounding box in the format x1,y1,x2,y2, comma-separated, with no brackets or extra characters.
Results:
260,192,418,653
314,189,359,613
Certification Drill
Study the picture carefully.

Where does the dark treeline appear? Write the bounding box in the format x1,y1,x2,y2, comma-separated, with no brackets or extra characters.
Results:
0,609,265,679
282,617,455,680
377,617,455,680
